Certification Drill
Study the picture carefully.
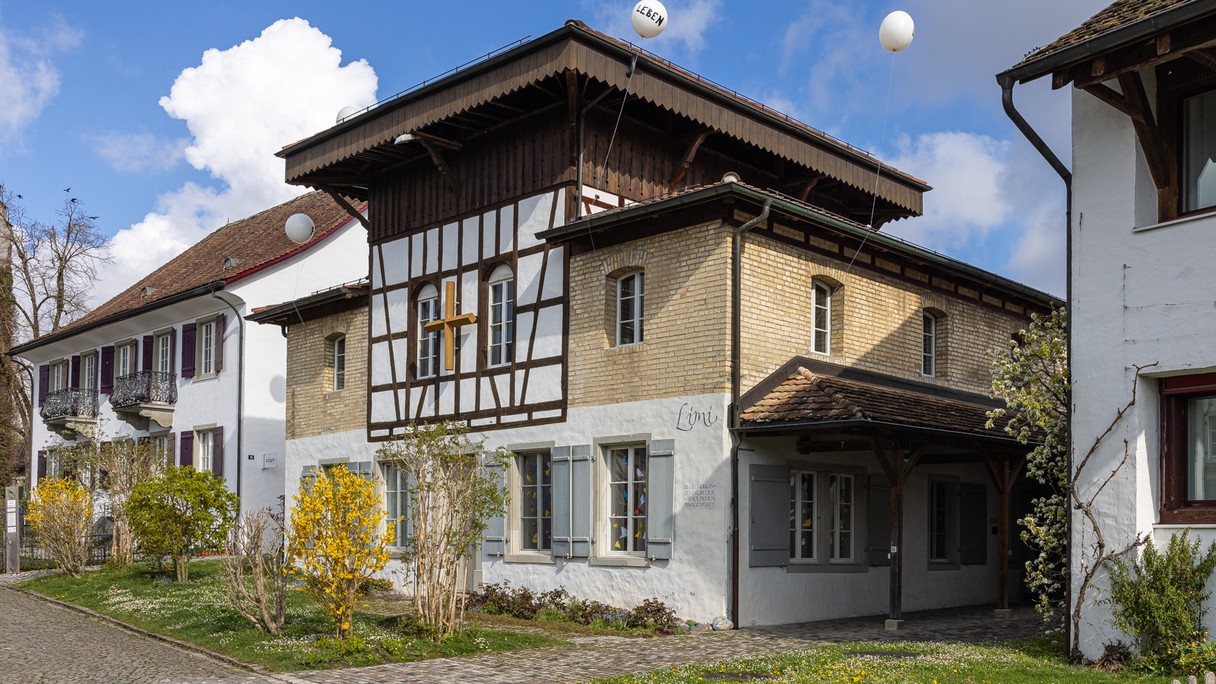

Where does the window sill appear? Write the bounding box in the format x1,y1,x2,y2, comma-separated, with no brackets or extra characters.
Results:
389,548,408,560
192,373,219,383
504,553,555,565
1133,208,1216,235
785,562,868,574
589,555,650,568
608,342,644,353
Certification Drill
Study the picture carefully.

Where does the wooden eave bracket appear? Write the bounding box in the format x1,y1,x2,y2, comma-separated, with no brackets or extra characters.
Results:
419,139,462,195
320,188,370,230
668,130,711,190
1080,73,1168,193
1053,22,1216,90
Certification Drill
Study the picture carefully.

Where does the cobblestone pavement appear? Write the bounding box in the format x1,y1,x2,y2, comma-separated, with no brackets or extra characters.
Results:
2,571,1041,684
0,582,272,684
291,605,1043,684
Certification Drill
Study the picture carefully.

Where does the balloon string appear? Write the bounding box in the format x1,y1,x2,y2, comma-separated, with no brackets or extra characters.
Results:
845,51,897,276
601,53,639,179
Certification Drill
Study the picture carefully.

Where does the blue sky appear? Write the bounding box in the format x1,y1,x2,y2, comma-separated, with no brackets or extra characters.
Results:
0,1,1110,302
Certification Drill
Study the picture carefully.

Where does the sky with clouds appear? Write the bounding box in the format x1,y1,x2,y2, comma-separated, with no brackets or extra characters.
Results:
0,0,1111,304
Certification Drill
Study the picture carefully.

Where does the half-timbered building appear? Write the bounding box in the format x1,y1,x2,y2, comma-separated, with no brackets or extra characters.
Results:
276,21,1060,626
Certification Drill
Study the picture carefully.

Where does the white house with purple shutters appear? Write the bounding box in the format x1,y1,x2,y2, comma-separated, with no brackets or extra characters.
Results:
13,191,367,514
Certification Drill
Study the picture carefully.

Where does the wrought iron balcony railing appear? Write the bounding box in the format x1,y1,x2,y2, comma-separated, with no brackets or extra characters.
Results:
39,388,99,421
111,371,178,409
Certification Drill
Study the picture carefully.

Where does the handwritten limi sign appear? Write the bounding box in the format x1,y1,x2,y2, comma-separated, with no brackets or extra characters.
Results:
675,402,719,432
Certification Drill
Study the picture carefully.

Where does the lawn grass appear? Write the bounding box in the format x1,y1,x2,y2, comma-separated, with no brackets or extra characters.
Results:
591,637,1176,684
21,560,566,671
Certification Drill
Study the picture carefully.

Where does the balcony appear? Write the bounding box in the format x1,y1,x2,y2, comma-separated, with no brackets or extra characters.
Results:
111,370,177,430
40,388,99,438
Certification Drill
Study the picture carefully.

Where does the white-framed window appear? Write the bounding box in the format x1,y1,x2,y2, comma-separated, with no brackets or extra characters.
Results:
787,467,856,564
152,435,170,464
922,311,937,377
81,354,97,391
517,452,551,552
928,479,955,563
488,265,515,367
155,332,172,374
382,463,409,549
48,360,68,392
606,445,647,554
117,342,133,377
790,471,816,561
417,284,440,379
199,320,216,376
332,335,346,391
616,271,644,346
196,429,214,473
812,281,831,355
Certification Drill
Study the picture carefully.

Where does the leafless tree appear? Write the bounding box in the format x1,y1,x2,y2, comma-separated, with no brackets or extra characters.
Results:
0,184,110,485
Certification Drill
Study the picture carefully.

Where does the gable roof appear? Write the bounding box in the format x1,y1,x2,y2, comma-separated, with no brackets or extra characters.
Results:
1002,0,1211,83
11,191,359,355
739,364,1011,441
279,20,927,215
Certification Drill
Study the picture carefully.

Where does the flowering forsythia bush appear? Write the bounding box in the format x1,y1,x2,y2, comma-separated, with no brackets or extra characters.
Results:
26,477,93,577
288,465,392,640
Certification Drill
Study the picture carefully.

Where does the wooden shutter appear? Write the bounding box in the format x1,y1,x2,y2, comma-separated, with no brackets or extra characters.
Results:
569,445,592,557
100,346,114,394
37,450,47,479
37,364,49,407
69,356,81,389
169,328,177,374
215,314,226,372
959,483,987,565
748,464,790,567
300,465,318,490
646,440,675,560
141,335,153,371
867,475,892,566
212,427,224,477
181,323,196,378
482,458,506,556
180,432,194,468
551,446,572,557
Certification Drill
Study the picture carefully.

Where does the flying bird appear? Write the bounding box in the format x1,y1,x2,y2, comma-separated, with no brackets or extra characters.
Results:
63,187,70,193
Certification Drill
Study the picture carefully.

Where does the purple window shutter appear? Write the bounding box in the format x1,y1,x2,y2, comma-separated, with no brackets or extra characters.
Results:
100,346,114,394
180,432,194,468
181,323,196,378
69,355,81,389
37,365,49,407
213,426,224,477
169,328,177,374
141,335,153,371
215,314,227,373
37,450,46,479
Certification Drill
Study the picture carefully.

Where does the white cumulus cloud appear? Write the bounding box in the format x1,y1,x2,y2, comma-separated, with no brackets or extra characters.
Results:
0,17,82,148
89,131,188,172
93,18,378,305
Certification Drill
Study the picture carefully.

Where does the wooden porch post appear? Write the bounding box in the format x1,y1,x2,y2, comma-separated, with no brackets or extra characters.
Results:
872,437,907,626
984,454,1024,614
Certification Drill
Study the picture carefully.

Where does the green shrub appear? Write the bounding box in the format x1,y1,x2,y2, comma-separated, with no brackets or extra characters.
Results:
627,598,680,634
1104,530,1216,671
128,466,238,583
1173,634,1216,677
468,581,676,632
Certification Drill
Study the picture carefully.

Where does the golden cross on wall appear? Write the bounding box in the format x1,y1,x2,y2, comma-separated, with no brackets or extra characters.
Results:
423,281,477,371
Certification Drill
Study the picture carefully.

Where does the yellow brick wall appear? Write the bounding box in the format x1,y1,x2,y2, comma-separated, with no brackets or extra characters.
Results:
286,307,368,440
567,221,733,407
739,232,1027,396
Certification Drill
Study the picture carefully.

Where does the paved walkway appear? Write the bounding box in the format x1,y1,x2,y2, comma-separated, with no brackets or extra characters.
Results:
0,572,1041,684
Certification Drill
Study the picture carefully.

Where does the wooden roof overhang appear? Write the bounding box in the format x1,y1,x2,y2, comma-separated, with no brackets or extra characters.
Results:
246,280,368,328
278,20,928,218
540,182,1061,316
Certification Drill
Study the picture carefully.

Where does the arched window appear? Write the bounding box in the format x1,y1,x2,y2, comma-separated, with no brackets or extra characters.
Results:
616,271,644,346
922,310,938,377
416,284,440,378
488,265,515,367
812,281,832,355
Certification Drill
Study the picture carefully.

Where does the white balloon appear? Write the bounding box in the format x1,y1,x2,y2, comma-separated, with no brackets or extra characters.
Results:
879,10,915,53
285,213,315,245
632,1,668,39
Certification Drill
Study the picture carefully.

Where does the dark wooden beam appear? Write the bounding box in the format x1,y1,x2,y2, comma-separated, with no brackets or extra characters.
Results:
1186,47,1216,73
319,187,370,230
1058,21,1216,90
799,175,825,202
1082,83,1140,120
869,436,904,623
412,131,462,151
668,130,711,190
1117,72,1168,192
418,139,461,195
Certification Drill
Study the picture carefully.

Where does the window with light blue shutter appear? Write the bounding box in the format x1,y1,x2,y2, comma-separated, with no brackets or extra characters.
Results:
550,447,572,557
482,458,506,556
646,440,675,560
569,445,592,557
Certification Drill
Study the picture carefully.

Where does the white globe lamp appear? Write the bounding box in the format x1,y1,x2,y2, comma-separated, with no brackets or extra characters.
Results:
879,11,915,53
285,213,315,245
336,105,361,123
632,1,668,39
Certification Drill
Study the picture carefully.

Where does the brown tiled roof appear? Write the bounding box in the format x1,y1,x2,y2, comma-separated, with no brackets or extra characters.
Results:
1017,0,1196,67
31,191,357,346
740,367,1009,439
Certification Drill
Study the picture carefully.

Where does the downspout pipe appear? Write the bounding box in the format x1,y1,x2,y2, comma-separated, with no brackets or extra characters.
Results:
728,197,771,627
998,73,1075,653
211,289,245,508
